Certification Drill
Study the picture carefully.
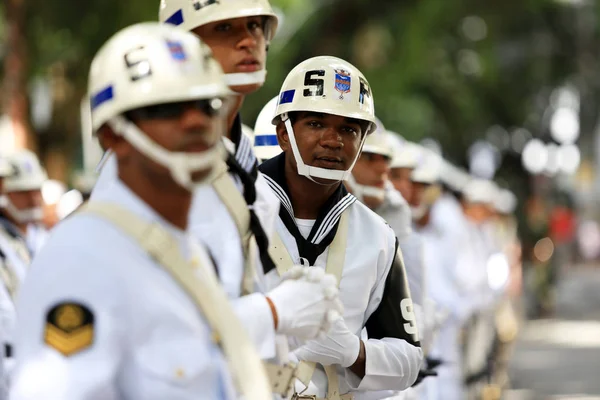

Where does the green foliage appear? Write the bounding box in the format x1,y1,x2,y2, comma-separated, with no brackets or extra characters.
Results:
13,0,591,176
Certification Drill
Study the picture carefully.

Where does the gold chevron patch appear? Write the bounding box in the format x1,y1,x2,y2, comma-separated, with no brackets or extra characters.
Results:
44,303,94,356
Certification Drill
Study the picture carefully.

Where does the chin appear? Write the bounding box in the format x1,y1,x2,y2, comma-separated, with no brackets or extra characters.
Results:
311,176,341,186
230,83,262,95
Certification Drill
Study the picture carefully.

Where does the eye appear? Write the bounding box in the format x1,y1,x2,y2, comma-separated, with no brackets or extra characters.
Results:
214,23,232,32
341,126,358,135
307,120,323,128
248,20,262,31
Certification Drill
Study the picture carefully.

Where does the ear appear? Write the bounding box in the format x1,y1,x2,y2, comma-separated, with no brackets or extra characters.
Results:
276,121,290,152
97,125,131,160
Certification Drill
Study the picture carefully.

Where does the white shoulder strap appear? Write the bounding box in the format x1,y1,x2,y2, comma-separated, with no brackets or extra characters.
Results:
211,163,256,294
79,202,272,400
268,211,350,400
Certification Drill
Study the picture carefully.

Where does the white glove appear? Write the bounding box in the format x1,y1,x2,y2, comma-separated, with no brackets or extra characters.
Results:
267,266,344,340
293,315,360,368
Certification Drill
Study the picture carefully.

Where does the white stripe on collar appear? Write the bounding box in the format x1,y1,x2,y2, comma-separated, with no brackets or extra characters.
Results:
311,193,356,244
263,175,356,245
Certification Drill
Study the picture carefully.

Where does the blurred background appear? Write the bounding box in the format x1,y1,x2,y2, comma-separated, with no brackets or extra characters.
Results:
1,0,600,397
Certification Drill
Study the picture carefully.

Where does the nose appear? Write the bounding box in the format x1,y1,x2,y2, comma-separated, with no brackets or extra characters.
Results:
319,128,343,150
236,24,259,51
179,106,213,132
371,156,390,177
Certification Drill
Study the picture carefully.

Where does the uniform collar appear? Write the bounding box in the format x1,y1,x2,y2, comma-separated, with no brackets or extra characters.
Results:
229,113,258,180
0,215,25,240
259,153,356,265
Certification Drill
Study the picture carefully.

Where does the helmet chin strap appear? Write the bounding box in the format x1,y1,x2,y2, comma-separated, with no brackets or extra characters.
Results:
345,174,386,202
282,113,366,185
411,204,429,221
2,197,43,224
224,70,267,87
107,116,223,192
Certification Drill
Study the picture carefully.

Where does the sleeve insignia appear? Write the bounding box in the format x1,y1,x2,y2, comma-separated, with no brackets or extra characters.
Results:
44,302,94,356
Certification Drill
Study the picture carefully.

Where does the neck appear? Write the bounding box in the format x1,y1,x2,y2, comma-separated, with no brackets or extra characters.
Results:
416,211,430,228
226,95,245,138
118,169,191,231
284,156,339,219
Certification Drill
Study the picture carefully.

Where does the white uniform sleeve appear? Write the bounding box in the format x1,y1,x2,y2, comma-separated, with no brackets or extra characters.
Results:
10,242,127,400
349,232,423,392
231,293,276,359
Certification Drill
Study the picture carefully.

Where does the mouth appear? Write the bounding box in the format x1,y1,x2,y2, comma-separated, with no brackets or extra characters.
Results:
313,156,344,169
183,141,212,153
236,57,261,73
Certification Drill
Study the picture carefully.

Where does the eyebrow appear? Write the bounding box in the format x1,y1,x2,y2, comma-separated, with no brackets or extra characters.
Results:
299,112,361,127
299,111,325,119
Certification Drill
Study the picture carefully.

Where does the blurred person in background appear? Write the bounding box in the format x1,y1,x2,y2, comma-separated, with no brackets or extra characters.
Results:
0,149,44,264
413,151,469,400
0,157,14,398
345,125,437,399
458,179,508,399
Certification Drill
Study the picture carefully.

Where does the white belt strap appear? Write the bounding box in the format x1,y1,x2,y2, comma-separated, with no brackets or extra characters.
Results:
211,161,256,295
0,230,29,299
79,202,272,400
269,211,351,400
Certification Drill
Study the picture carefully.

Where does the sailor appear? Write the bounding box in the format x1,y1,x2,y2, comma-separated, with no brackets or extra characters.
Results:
259,55,423,399
9,23,303,400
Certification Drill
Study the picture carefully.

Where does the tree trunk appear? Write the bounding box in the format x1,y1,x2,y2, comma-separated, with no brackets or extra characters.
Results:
2,0,35,152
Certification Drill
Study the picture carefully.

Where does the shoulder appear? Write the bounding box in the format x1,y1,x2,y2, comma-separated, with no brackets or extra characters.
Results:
348,201,397,264
23,213,145,298
349,200,396,241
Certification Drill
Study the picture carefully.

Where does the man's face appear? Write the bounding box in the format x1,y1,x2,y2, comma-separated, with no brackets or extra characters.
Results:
353,153,390,189
463,202,493,224
277,112,364,185
390,167,413,202
108,99,224,191
6,190,43,212
410,181,430,208
193,16,267,95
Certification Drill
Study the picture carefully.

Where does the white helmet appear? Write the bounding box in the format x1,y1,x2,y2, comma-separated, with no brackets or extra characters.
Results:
361,118,393,158
272,56,377,183
88,22,232,191
0,157,13,178
411,145,441,185
347,117,391,201
253,96,281,161
241,123,255,142
387,133,418,169
439,160,470,193
1,150,47,223
463,179,497,206
159,0,279,88
493,188,517,215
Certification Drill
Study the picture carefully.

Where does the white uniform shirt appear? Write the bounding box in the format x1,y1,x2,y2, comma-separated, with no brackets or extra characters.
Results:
91,149,280,359
260,154,423,399
10,179,236,400
0,217,32,379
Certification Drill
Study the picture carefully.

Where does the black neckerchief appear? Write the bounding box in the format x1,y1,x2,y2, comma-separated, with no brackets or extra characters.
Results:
259,153,356,266
225,114,276,274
